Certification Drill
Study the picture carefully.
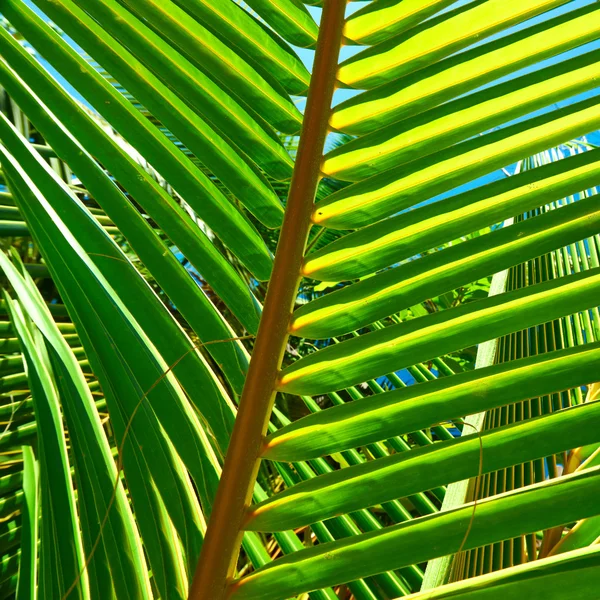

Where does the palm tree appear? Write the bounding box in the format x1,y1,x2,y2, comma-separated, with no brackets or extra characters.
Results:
0,1,598,599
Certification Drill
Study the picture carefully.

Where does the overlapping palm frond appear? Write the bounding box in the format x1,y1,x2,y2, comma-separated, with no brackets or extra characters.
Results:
0,1,597,599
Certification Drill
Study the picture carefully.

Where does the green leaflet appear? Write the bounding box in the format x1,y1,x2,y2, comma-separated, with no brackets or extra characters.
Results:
242,0,318,49
265,342,600,461
0,530,21,575
0,299,68,319
332,3,600,134
252,401,600,530
0,372,33,395
231,468,600,600
0,123,222,514
1,254,152,600
404,545,600,600
0,221,29,236
15,445,37,600
251,485,341,600
50,347,149,600
0,25,264,333
0,67,242,437
0,147,210,596
0,206,111,229
8,0,285,237
5,297,88,600
0,352,28,374
244,490,342,600
427,158,600,586
267,409,415,598
0,556,19,593
0,488,22,517
324,50,600,181
337,0,568,89
113,0,302,136
64,0,295,181
305,149,600,281
0,423,35,452
550,514,600,556
315,96,600,229
146,476,190,598
294,167,600,340
280,268,600,395
0,334,77,353
0,220,114,236
294,199,600,338
171,0,310,95
344,0,458,45
2,321,75,336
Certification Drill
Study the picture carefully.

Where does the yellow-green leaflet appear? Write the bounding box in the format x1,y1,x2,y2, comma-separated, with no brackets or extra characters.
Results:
332,3,600,134
337,0,569,89
344,0,458,45
315,96,600,229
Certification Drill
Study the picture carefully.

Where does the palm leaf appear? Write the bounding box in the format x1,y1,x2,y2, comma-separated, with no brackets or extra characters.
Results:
0,1,598,599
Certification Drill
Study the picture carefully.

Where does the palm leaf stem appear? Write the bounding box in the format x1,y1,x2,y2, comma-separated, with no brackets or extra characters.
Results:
189,3,347,597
